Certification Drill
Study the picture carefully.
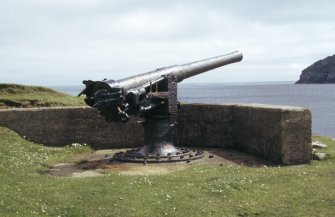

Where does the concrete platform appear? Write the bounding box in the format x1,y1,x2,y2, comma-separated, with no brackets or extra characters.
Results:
49,147,274,177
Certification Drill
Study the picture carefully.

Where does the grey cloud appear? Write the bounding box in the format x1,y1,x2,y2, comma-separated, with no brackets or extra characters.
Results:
0,0,335,85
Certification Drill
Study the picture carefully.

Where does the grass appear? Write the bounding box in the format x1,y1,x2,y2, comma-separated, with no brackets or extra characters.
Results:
0,83,84,108
0,125,334,217
0,83,333,216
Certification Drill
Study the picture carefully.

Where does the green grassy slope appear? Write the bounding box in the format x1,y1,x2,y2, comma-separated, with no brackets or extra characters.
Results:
0,83,84,108
0,126,334,217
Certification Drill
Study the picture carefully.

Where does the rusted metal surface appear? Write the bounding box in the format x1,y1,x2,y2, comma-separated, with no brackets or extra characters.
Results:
113,148,205,163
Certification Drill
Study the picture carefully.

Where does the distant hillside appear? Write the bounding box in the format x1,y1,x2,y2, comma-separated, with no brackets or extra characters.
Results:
296,54,335,84
0,83,84,109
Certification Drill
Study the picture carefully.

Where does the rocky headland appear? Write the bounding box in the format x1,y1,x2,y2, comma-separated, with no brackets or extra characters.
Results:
296,54,335,84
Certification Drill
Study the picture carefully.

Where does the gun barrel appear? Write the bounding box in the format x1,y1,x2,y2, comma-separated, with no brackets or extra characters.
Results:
175,50,243,81
117,51,243,90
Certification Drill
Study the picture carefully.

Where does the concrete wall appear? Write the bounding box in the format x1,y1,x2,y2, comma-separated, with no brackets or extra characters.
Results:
233,104,312,165
0,107,144,148
0,104,312,165
177,104,235,148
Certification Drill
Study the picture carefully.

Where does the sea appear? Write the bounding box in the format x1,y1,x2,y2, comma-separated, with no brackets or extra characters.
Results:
50,82,335,138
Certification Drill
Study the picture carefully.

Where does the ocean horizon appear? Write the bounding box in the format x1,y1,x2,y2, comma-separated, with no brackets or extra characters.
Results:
49,82,335,138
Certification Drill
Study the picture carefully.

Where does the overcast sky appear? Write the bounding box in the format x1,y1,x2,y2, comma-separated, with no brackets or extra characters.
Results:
1,0,335,86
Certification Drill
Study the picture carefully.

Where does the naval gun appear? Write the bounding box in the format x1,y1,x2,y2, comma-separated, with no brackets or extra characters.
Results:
79,51,243,163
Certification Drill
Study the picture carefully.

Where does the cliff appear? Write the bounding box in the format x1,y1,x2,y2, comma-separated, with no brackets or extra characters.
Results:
0,83,84,108
296,54,335,84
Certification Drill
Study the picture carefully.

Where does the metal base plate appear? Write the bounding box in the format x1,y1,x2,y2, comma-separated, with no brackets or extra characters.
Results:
113,148,204,163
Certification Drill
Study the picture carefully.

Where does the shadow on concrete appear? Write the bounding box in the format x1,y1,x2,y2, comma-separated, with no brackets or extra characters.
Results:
206,148,275,167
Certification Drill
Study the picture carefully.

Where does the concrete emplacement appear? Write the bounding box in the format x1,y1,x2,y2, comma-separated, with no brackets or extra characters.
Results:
0,103,312,176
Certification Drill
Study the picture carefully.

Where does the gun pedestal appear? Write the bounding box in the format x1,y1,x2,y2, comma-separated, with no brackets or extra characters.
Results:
113,75,204,163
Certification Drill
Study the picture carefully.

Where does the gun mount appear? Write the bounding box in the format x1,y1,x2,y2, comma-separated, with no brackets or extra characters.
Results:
79,51,243,163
